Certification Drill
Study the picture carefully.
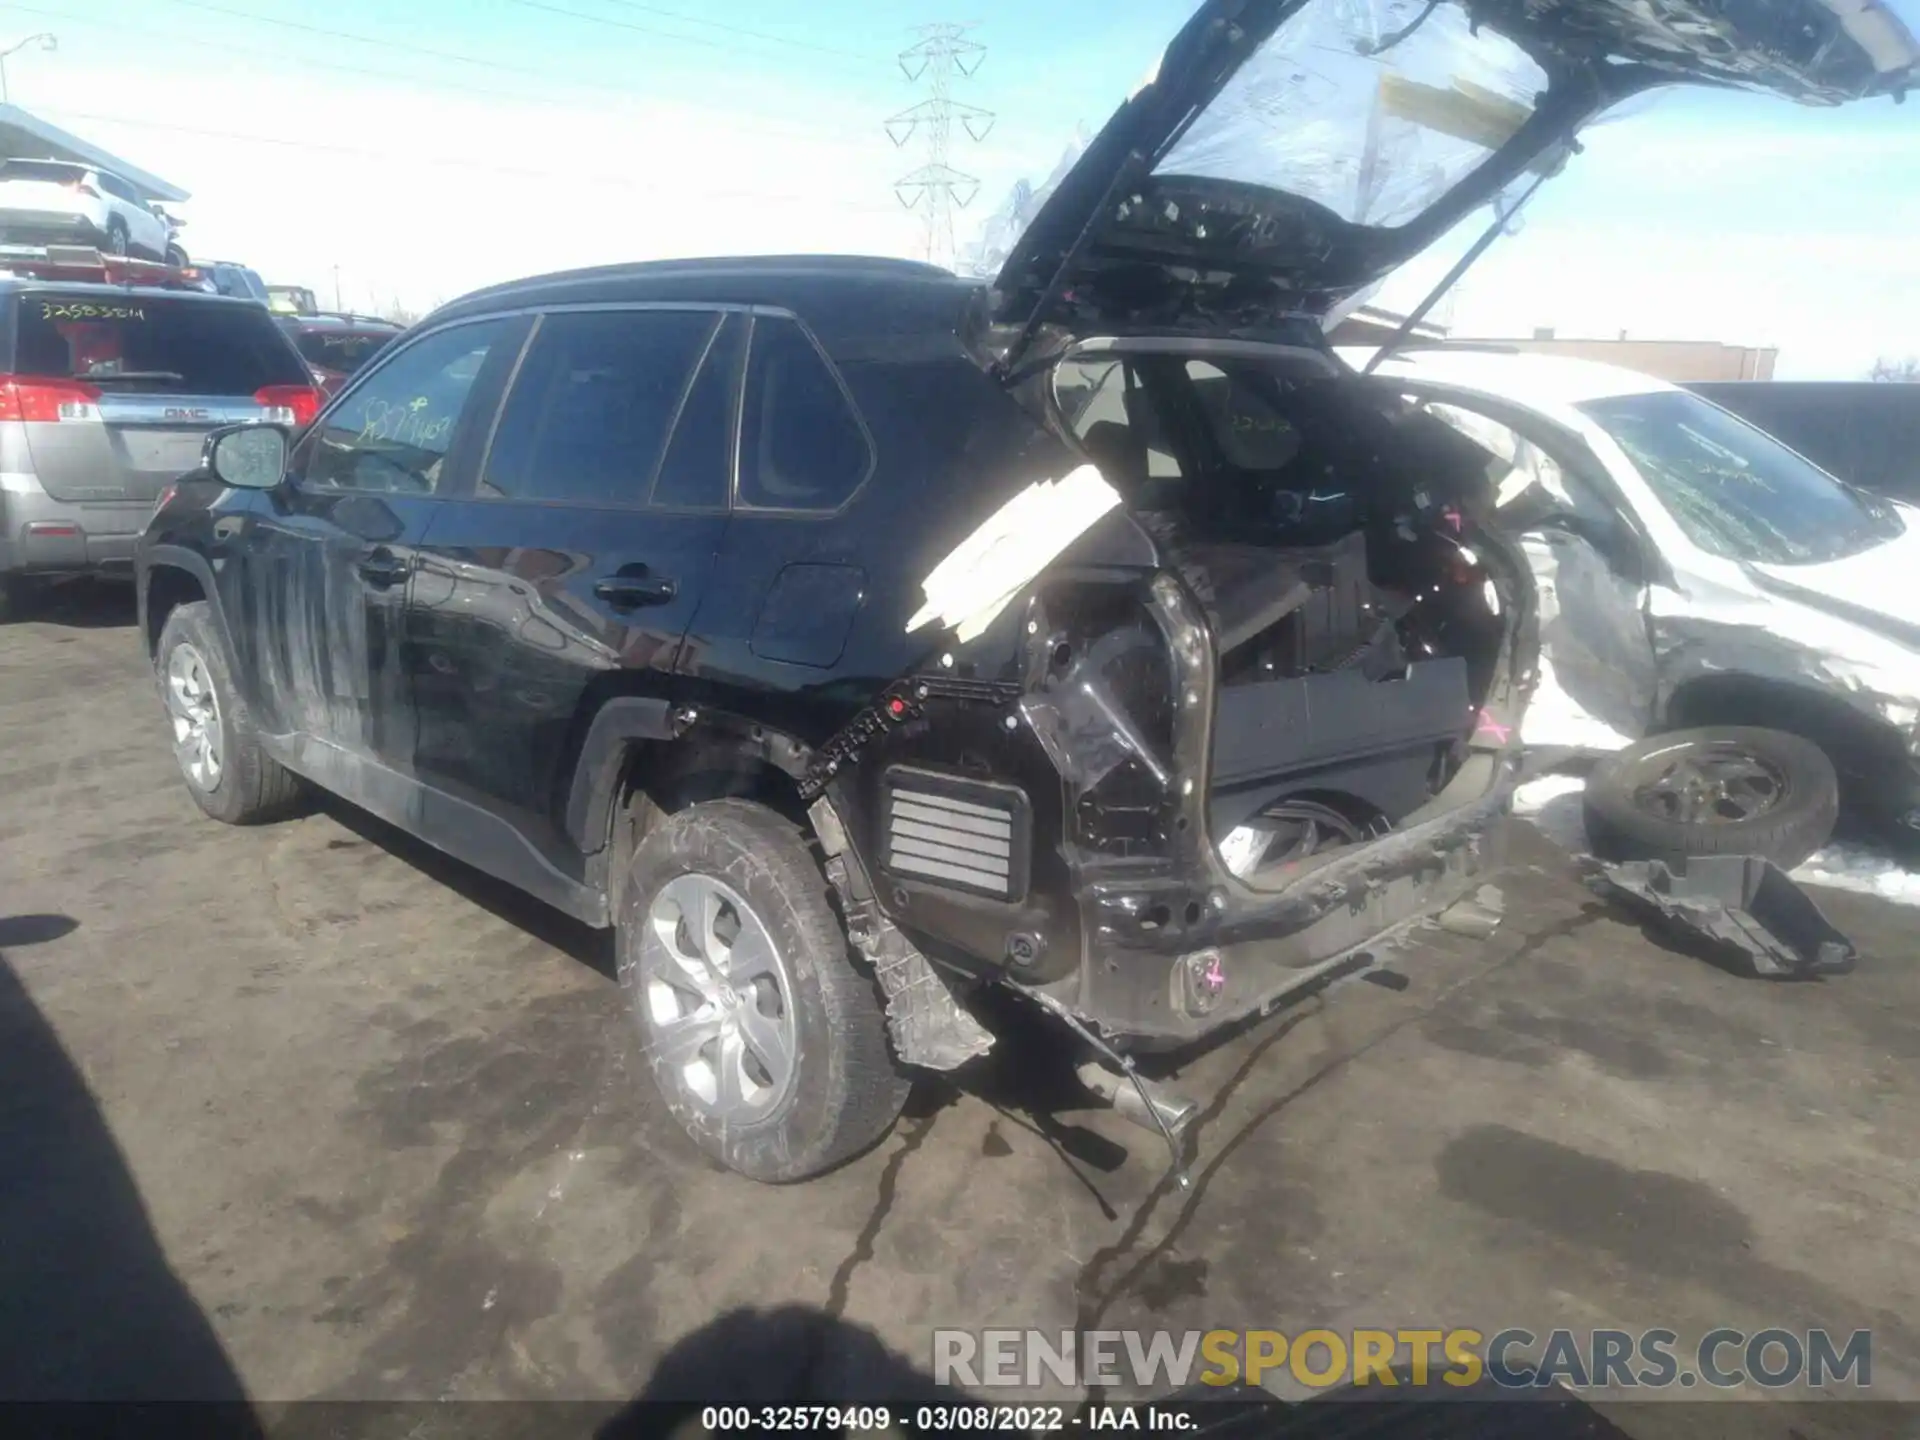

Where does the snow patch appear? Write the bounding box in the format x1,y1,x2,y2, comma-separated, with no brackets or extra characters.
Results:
1793,844,1920,905
1518,653,1635,752
1513,773,1920,909
1512,774,1590,855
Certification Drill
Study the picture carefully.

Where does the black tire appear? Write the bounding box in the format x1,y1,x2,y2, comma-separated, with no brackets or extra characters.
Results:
1582,726,1838,869
154,601,304,825
104,217,130,257
618,798,910,1183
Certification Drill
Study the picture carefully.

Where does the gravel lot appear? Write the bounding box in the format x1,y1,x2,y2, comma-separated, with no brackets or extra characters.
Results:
4,581,1917,1435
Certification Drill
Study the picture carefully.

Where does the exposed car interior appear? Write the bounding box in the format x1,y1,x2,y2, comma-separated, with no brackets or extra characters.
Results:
1054,347,1516,876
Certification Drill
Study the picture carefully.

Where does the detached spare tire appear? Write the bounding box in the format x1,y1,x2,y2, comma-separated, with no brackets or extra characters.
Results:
1582,727,1838,870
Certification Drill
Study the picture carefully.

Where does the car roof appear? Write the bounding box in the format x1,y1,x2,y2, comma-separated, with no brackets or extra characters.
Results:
430,254,981,343
0,276,266,305
1338,346,1682,408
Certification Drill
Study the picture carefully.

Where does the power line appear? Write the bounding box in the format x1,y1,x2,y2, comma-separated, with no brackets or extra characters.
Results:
0,3,574,109
0,2,880,149
888,24,993,272
134,0,558,82
595,0,885,62
36,105,902,214
512,0,894,88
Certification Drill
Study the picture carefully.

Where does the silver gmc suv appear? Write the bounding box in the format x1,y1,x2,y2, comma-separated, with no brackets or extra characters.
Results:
0,247,320,614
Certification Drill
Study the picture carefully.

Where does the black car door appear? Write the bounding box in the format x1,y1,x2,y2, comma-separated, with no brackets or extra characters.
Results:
403,305,738,863
230,314,530,780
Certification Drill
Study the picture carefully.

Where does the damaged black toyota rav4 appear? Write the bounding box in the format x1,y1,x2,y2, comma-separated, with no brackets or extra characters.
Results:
136,0,1917,1181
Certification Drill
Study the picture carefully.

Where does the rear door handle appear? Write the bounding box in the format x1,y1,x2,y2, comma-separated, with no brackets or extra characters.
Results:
594,575,677,609
357,549,412,586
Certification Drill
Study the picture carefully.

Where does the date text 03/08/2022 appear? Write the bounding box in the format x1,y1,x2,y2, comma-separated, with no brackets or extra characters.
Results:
699,1406,1183,1432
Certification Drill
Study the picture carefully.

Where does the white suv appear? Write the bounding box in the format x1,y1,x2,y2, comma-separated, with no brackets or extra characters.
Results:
0,159,171,260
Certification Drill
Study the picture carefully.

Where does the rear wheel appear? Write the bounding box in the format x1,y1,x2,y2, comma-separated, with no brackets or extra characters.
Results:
1582,726,1838,869
104,217,130,257
618,798,910,1182
155,601,303,824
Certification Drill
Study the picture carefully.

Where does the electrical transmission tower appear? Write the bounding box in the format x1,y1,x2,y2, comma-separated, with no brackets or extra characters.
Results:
887,23,993,272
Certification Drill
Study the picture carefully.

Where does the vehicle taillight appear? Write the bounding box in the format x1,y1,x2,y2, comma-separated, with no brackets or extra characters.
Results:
253,384,322,428
62,179,103,200
0,375,102,422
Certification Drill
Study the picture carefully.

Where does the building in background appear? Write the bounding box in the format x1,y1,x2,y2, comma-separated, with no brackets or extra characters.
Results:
1329,311,1776,383
1442,326,1777,382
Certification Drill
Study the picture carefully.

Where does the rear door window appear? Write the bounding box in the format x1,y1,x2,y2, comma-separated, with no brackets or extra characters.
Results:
480,307,715,507
651,314,743,510
737,316,872,511
13,293,310,394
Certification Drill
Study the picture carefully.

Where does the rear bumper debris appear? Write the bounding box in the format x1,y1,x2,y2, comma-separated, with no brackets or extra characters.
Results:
1584,854,1856,979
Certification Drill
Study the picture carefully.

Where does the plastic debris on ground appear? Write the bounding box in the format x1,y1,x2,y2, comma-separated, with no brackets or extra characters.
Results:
1583,855,1857,979
1514,773,1920,911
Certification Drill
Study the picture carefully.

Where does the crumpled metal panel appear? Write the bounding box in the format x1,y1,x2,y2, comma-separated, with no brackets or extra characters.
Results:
1648,569,1920,756
1422,394,1920,759
1524,530,1657,750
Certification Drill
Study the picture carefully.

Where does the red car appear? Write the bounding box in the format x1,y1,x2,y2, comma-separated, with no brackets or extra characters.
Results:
275,312,403,396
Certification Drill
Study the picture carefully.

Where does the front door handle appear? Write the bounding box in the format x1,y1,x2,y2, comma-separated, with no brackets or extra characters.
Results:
357,549,412,587
594,574,677,609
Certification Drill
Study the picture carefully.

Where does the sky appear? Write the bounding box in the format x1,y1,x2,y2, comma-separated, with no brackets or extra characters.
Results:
5,0,1916,377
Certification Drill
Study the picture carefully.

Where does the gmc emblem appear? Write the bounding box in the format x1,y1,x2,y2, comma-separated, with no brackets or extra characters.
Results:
164,407,211,421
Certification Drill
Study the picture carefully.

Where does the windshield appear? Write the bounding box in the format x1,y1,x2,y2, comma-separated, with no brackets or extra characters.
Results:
14,293,310,394
1154,0,1551,229
1578,390,1903,565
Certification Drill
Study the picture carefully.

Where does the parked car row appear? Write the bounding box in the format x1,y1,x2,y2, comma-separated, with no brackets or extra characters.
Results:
0,247,397,610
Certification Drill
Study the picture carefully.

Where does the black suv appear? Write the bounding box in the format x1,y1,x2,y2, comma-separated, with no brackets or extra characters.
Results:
134,0,1916,1181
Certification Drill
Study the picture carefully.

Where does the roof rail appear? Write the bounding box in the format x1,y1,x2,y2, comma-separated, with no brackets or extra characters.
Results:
297,310,403,328
0,244,216,291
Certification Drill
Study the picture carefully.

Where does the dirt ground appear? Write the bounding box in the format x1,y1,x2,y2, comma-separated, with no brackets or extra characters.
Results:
3,582,1916,1435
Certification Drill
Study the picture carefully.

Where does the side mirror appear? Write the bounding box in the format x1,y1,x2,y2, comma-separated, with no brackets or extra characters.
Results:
205,424,289,490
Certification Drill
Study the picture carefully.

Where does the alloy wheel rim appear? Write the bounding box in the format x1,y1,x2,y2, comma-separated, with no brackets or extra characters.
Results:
165,643,223,790
638,873,799,1123
1631,743,1786,826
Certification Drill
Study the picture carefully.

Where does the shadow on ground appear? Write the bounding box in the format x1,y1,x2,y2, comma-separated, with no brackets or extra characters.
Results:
0,914,260,1428
5,577,139,630
596,1305,1639,1440
315,795,615,979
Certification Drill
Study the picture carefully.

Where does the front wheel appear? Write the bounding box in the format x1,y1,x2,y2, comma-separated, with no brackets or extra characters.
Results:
155,601,304,824
618,799,911,1182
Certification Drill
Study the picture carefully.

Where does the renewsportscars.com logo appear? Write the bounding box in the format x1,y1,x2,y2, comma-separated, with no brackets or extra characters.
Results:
932,1327,1873,1392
